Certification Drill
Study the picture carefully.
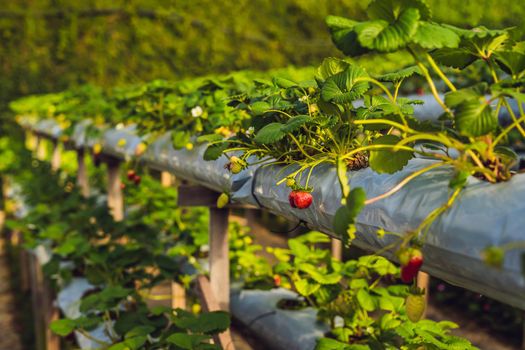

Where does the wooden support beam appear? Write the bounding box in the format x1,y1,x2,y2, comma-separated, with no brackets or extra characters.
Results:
43,278,60,350
29,254,45,350
177,185,255,209
36,136,47,160
51,140,61,171
196,275,235,350
107,158,124,221
331,238,342,260
209,207,230,311
77,149,90,197
160,171,187,310
417,271,430,317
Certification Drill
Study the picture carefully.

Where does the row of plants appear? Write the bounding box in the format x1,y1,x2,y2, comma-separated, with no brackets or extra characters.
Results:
1,129,478,350
5,0,525,348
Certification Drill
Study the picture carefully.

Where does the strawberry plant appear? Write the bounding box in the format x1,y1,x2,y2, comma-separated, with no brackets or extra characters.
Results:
270,232,477,349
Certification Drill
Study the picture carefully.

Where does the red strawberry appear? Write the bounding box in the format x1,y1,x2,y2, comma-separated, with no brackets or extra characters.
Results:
292,191,313,209
127,170,136,180
288,191,297,208
416,87,425,96
401,249,423,283
133,174,141,185
120,183,126,190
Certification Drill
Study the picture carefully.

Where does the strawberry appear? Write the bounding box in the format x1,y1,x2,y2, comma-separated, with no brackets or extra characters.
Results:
288,191,297,208
120,183,126,190
400,249,423,283
286,177,296,188
406,293,426,322
133,174,141,185
273,274,282,287
416,87,425,96
127,169,136,180
291,190,313,209
217,193,229,208
227,156,244,174
135,142,147,156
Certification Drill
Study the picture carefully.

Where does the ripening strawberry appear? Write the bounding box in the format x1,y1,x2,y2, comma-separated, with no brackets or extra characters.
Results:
127,170,136,180
406,293,426,322
133,175,141,186
273,274,282,287
291,190,313,209
400,249,423,283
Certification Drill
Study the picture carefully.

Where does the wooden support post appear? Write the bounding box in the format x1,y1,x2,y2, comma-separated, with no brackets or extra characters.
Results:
51,140,61,171
209,207,230,311
331,238,342,260
417,271,430,317
107,158,124,221
196,275,235,350
29,254,45,350
43,278,60,350
36,136,47,160
77,149,90,197
160,171,187,310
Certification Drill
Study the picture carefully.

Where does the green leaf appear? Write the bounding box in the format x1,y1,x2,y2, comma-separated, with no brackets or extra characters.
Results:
377,66,420,82
495,51,525,77
316,57,351,81
346,187,366,219
315,337,353,350
298,264,342,284
282,115,311,133
325,16,370,57
172,131,191,149
357,289,376,312
273,77,298,89
336,156,350,200
295,278,321,296
250,101,271,115
455,99,497,137
412,22,460,49
444,83,488,108
432,48,477,69
355,8,420,52
50,319,76,336
367,0,432,22
369,135,413,174
253,123,286,144
203,142,228,161
166,333,211,350
333,206,352,238
321,65,369,104
173,310,230,334
449,171,470,189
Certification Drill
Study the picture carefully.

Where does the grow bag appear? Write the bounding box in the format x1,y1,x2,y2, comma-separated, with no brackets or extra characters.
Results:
230,288,329,350
141,132,259,205
252,159,525,309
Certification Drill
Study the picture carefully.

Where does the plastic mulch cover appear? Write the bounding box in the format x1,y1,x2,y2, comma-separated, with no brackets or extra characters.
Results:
142,132,259,205
230,288,329,350
252,159,525,309
34,119,62,139
101,125,143,160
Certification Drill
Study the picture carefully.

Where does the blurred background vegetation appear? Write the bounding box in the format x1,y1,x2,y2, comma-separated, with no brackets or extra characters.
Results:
0,0,523,108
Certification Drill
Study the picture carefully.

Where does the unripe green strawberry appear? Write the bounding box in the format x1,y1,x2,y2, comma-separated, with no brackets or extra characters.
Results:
230,162,243,174
286,177,296,188
406,293,426,322
217,193,229,208
397,248,411,266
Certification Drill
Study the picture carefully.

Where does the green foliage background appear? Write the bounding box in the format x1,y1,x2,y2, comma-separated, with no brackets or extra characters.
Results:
0,0,523,107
